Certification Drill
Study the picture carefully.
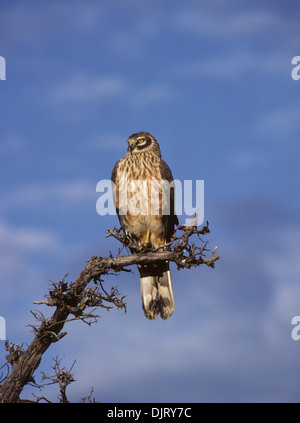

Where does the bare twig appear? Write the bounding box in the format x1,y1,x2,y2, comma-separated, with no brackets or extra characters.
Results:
32,356,76,403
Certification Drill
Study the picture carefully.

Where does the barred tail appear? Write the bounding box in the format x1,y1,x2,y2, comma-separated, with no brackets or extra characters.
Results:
139,262,175,320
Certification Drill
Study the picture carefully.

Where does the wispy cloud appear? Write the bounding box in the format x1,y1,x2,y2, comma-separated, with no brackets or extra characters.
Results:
0,220,59,252
174,4,295,82
175,7,280,38
52,74,126,103
0,2,107,44
51,72,173,108
0,219,61,301
0,179,96,214
178,50,287,80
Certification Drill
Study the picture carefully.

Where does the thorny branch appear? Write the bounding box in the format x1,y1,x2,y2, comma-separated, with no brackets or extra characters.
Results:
0,222,219,403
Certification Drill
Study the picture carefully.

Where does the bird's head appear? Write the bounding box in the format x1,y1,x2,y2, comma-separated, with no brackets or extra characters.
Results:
127,131,160,156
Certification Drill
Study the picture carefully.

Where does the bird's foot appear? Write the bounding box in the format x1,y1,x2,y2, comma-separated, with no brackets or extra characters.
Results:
138,241,152,251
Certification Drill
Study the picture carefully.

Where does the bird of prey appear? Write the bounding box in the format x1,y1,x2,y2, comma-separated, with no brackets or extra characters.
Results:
111,131,178,320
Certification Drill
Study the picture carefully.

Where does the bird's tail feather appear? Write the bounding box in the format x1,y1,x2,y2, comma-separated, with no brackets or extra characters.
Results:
139,262,175,320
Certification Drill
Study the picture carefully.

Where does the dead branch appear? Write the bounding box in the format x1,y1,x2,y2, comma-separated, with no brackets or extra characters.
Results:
0,222,219,403
35,356,76,403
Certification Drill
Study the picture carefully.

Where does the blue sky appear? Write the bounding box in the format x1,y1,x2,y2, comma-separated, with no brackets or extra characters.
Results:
1,0,300,402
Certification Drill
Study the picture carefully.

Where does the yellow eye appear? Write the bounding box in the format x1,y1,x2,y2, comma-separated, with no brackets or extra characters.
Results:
138,139,144,143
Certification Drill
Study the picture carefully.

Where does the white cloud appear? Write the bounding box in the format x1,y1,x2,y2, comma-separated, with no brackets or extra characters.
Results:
51,72,172,107
175,7,280,38
1,179,96,213
179,50,287,80
0,219,61,303
0,3,107,44
52,74,126,103
174,5,294,82
0,220,58,251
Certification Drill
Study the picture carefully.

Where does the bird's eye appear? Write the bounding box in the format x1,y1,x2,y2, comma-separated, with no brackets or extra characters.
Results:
138,139,144,143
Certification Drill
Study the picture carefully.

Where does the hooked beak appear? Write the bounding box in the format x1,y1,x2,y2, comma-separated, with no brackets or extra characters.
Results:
128,141,135,154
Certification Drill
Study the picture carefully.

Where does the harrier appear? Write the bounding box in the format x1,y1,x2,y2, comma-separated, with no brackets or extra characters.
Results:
111,132,178,320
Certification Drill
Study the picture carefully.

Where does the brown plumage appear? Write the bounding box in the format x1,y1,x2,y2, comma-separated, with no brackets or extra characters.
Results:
111,131,178,320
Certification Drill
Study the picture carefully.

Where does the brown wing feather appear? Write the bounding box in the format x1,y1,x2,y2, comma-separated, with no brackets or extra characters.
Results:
111,159,120,185
159,159,179,241
111,159,128,235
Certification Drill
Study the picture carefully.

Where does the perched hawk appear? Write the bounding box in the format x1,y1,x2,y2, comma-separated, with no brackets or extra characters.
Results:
111,131,178,320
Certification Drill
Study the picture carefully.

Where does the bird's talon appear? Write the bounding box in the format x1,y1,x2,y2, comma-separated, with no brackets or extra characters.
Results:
139,241,152,250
